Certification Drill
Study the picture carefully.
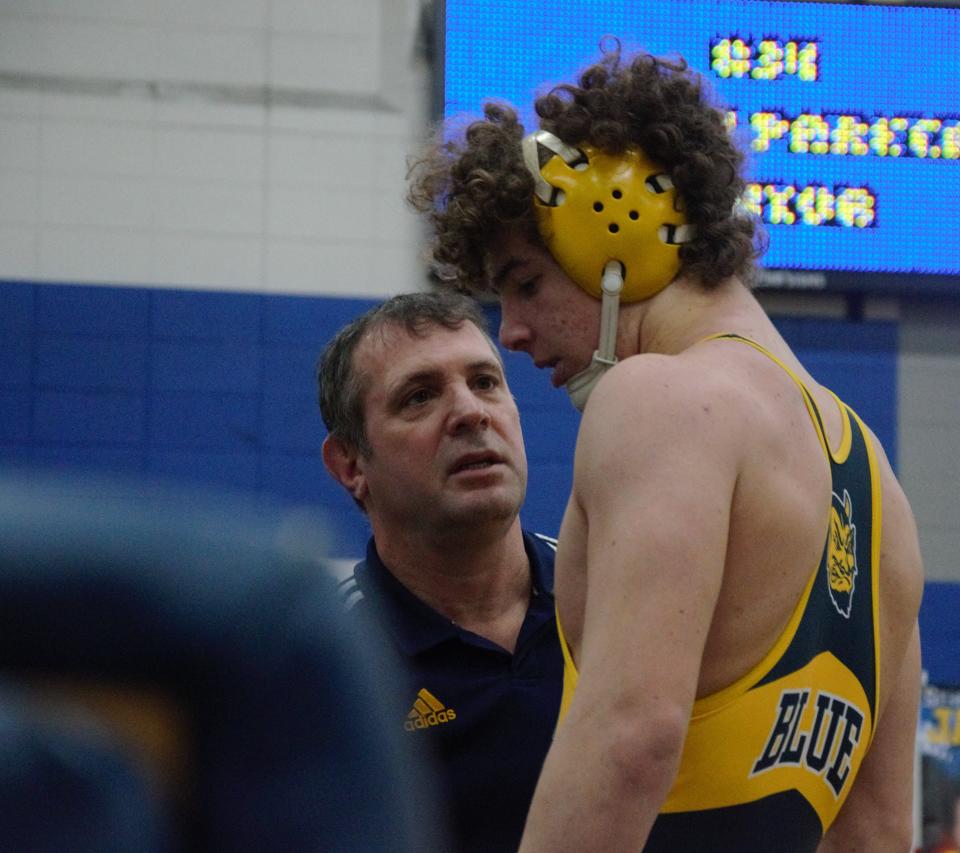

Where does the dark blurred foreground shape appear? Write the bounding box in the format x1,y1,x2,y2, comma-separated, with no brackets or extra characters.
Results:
0,472,440,853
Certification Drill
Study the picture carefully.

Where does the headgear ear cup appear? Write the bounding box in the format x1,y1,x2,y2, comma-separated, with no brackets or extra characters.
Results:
518,131,697,411
524,130,694,302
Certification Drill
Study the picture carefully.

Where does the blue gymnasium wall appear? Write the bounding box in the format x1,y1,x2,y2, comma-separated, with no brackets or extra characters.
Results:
0,280,378,558
1,278,955,683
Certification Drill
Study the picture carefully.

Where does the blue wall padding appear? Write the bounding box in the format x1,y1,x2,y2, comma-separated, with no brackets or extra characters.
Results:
920,582,960,688
1,339,34,388
34,390,145,445
36,283,150,335
0,280,380,555
0,392,30,443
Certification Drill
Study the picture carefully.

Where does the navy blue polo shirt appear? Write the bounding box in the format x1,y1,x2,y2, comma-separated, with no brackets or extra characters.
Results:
339,530,563,853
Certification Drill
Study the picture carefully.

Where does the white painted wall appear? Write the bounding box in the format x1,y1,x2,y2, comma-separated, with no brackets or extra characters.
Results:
899,303,960,582
0,0,430,296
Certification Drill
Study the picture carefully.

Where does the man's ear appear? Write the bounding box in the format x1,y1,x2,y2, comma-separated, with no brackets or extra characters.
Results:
322,435,369,505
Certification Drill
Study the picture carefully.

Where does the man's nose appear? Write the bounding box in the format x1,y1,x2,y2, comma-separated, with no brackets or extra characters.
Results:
448,385,490,433
498,310,531,352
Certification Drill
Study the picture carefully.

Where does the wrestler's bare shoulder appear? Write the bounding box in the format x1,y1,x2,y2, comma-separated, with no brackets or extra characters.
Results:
583,344,772,437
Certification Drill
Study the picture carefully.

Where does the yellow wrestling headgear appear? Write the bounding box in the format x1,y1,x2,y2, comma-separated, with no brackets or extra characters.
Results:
522,130,693,302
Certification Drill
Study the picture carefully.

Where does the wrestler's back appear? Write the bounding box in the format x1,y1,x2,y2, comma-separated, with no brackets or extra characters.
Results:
554,319,918,716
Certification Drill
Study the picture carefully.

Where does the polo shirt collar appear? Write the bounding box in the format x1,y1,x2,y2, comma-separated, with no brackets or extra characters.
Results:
356,538,460,655
523,532,556,597
355,531,553,656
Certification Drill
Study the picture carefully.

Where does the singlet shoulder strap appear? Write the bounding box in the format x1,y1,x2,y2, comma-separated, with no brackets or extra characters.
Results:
555,604,579,723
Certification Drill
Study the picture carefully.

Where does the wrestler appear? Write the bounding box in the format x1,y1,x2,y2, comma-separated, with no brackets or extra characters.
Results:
409,45,923,852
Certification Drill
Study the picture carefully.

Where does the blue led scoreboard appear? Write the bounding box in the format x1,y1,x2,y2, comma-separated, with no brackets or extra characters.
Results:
442,0,960,295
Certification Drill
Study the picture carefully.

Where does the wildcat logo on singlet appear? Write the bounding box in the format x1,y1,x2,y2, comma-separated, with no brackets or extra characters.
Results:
827,489,858,618
751,689,864,797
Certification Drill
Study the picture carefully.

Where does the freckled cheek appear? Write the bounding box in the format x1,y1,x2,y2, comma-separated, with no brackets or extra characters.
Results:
565,304,599,350
542,310,584,350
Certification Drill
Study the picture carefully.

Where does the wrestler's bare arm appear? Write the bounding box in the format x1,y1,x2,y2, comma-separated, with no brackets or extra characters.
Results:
818,455,924,853
816,626,920,853
518,357,739,853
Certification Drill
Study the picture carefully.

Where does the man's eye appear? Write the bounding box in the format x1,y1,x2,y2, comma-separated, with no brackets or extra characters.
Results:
474,375,499,391
404,389,433,407
518,277,540,297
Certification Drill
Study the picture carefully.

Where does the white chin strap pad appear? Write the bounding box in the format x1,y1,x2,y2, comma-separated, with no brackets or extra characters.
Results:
563,260,623,412
565,361,611,412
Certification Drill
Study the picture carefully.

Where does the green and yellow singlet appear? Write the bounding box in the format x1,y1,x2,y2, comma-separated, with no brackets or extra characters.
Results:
556,334,882,852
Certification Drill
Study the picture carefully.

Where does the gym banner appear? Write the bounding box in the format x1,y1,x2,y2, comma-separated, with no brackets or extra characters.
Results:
920,682,960,853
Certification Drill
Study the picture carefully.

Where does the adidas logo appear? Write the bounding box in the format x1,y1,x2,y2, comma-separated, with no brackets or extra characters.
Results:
404,688,457,731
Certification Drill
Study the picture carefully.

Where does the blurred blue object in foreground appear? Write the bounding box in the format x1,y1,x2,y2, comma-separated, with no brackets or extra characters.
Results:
0,470,439,853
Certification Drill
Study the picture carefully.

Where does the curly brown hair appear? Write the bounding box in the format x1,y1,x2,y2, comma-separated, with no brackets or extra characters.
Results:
408,44,763,292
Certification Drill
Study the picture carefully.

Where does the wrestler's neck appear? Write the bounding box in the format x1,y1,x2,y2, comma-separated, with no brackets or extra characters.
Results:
624,273,770,357
375,518,532,651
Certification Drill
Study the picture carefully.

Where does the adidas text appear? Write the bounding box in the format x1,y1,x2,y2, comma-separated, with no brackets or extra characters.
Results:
405,709,457,731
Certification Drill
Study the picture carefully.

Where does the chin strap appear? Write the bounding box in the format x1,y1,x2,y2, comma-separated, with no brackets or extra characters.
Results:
564,260,624,411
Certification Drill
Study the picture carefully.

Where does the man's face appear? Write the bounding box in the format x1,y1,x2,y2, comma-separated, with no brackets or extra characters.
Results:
353,321,527,534
490,230,600,390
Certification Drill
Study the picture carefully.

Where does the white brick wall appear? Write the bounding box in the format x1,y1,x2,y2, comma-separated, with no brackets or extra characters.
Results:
156,128,265,182
154,233,265,290
40,174,155,228
0,172,39,225
271,0,381,34
0,117,42,169
899,305,960,582
0,225,38,277
0,0,427,295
